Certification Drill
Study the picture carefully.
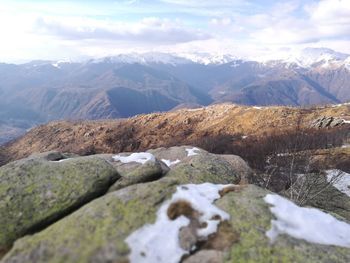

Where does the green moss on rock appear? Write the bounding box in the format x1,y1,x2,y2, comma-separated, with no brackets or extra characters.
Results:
166,153,241,184
216,185,350,263
1,178,178,263
0,154,120,250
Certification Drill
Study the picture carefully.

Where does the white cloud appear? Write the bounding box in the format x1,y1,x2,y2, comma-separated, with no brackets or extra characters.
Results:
34,16,210,44
210,17,232,26
250,0,350,45
0,0,350,62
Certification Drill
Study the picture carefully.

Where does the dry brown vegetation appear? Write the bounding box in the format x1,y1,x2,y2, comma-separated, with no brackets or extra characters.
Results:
1,103,349,168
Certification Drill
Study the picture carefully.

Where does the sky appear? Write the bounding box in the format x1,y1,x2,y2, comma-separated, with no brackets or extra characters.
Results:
0,0,350,62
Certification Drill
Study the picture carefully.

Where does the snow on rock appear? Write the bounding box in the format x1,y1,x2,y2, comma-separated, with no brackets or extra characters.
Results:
185,147,200,157
326,169,350,197
126,183,231,263
264,194,350,248
161,159,181,167
51,158,71,163
112,152,156,165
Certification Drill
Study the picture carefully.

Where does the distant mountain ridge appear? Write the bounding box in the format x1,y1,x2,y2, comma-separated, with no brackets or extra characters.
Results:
0,47,349,144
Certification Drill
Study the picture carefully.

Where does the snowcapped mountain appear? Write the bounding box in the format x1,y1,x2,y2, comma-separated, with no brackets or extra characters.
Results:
87,52,239,66
23,47,350,69
259,48,350,69
1,47,350,145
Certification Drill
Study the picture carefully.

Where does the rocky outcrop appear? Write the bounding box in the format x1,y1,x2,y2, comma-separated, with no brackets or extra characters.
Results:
311,116,346,128
0,152,120,251
1,146,350,263
96,154,169,192
2,183,350,263
149,146,244,184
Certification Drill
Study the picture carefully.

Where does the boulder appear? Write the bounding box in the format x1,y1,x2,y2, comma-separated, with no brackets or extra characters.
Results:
149,146,244,184
216,185,350,262
311,116,345,128
166,152,241,184
0,152,120,250
148,146,208,162
3,182,350,263
95,154,169,192
0,178,179,263
219,154,253,183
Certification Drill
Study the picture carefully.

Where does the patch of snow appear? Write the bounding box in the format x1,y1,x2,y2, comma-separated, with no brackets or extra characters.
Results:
326,170,350,197
276,152,291,157
256,47,350,69
331,102,350,107
341,144,350,148
186,108,203,112
112,152,156,165
126,183,231,263
264,194,350,248
51,158,70,163
161,159,181,167
253,106,262,110
178,52,239,65
343,120,350,124
186,147,200,156
51,59,71,68
242,135,248,139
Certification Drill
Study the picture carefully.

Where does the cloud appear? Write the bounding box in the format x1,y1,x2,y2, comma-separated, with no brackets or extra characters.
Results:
159,0,245,7
34,16,211,44
250,0,350,45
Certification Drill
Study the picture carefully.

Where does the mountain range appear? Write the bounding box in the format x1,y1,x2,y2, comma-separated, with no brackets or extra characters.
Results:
0,47,350,144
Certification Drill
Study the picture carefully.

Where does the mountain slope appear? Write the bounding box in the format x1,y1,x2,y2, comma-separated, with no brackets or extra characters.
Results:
2,103,349,164
1,47,350,144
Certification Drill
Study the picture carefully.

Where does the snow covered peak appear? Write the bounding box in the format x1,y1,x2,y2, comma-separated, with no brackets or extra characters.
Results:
288,48,347,68
89,52,192,65
51,59,72,68
87,52,239,66
257,47,350,69
176,52,239,65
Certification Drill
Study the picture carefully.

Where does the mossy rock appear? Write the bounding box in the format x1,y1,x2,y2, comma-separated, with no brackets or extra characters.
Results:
2,182,350,262
280,173,350,221
166,152,241,184
0,152,120,250
216,185,350,263
95,154,169,192
0,178,179,263
148,146,208,163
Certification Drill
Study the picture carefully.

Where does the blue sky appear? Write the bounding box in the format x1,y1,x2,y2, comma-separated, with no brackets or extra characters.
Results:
0,0,349,62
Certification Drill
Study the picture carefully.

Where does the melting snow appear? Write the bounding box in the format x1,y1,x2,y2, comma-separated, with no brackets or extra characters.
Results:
161,159,181,167
326,169,350,197
51,158,70,163
185,147,200,157
264,194,350,248
126,183,231,263
112,152,156,164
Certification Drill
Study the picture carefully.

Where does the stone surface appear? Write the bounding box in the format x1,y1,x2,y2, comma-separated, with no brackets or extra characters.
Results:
216,185,350,262
166,152,241,184
0,178,179,263
0,152,120,250
95,154,169,192
2,147,350,263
